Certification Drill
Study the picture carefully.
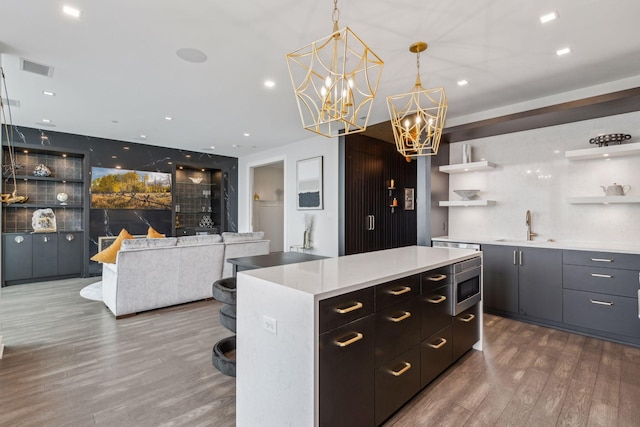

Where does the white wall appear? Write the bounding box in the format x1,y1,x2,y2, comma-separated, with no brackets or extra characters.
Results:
446,110,640,245
238,135,340,257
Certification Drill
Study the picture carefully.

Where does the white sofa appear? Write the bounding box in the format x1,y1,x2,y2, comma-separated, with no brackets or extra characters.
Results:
102,232,269,318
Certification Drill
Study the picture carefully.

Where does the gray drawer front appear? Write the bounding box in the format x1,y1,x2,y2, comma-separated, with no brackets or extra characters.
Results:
563,250,640,271
420,324,452,388
375,344,420,426
563,289,640,338
375,297,420,367
319,287,375,333
376,274,420,311
563,264,639,297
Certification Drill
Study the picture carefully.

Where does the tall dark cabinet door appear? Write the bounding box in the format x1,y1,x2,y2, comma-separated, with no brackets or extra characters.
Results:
343,134,417,255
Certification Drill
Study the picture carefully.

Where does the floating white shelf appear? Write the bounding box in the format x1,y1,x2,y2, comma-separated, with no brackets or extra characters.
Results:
439,200,496,207
439,160,497,174
565,142,640,160
567,196,640,204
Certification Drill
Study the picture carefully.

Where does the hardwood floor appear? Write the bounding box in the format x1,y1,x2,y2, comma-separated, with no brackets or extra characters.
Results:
1,278,639,426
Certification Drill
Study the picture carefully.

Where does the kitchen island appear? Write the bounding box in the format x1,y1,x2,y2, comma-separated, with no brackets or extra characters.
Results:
236,246,482,427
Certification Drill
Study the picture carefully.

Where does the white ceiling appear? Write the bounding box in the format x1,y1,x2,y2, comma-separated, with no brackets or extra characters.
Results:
2,0,640,157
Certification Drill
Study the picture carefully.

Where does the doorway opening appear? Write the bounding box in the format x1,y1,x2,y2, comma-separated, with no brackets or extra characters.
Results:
250,161,284,252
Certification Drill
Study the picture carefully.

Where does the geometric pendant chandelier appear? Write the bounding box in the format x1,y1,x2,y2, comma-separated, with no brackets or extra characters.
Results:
286,0,384,138
387,41,447,157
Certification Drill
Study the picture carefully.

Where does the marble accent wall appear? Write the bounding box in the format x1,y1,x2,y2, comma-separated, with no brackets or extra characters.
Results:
3,126,238,274
446,111,640,245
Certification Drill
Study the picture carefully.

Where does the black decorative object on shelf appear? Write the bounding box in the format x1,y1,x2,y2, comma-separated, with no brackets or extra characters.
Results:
588,133,631,147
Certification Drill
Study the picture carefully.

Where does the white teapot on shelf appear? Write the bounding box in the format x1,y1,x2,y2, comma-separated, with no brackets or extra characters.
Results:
600,183,630,196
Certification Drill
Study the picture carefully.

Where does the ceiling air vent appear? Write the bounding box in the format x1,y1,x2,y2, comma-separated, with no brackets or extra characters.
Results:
1,97,21,107
19,58,54,77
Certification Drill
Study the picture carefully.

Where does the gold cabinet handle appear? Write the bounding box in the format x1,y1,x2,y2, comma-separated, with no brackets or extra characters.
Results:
426,295,447,304
389,362,412,377
427,274,447,282
589,299,613,307
460,313,475,323
389,311,411,323
591,273,613,279
335,332,363,347
428,337,447,349
335,302,363,314
591,258,613,263
388,286,411,296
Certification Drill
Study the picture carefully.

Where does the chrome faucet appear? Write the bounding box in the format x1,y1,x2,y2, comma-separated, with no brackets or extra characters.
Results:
526,210,537,241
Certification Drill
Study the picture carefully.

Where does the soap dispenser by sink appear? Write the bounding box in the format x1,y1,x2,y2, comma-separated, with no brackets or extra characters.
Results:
600,183,630,196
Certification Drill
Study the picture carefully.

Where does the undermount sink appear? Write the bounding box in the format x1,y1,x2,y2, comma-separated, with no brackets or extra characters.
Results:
494,238,556,245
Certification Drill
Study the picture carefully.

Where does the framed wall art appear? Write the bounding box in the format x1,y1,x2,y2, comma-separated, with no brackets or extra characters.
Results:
296,156,323,210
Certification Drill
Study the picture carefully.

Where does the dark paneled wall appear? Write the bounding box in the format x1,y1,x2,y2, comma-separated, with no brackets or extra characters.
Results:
3,126,238,274
342,134,417,255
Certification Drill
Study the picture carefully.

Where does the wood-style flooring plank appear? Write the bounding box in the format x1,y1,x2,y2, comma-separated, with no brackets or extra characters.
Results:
2,279,640,426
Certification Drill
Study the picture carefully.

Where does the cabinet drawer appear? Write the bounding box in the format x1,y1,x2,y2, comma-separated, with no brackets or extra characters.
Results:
320,315,375,427
375,344,420,426
563,264,639,297
452,303,480,361
421,265,452,293
421,324,453,387
563,289,640,339
421,283,452,340
376,274,420,311
563,250,640,271
319,287,374,333
375,297,420,367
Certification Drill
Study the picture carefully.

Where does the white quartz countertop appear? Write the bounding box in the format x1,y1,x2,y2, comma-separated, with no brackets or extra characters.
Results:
239,246,479,300
432,236,640,255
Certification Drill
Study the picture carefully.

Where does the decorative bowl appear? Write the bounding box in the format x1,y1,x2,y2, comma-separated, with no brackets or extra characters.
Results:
453,189,480,201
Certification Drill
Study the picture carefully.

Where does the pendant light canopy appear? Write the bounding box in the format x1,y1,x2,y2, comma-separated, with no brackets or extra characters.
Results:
387,42,447,157
286,0,384,138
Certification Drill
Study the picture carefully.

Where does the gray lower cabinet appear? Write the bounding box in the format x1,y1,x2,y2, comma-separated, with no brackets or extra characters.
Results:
563,250,640,341
32,233,59,278
482,244,518,313
452,303,481,361
2,233,33,281
482,244,562,322
518,247,562,322
420,324,452,387
375,345,420,426
2,231,84,285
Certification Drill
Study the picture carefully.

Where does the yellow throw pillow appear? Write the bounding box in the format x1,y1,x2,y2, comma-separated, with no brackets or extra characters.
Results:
147,226,165,239
91,229,133,264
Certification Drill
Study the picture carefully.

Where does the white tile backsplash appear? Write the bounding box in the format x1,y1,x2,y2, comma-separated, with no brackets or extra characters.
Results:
447,111,640,245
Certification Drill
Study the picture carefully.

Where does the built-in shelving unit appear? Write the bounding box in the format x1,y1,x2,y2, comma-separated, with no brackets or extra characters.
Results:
567,196,640,204
174,165,223,235
439,200,496,207
565,142,640,160
438,160,497,174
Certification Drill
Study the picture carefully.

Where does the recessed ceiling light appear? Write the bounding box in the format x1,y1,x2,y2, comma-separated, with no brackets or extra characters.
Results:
185,154,191,158
42,90,55,96
264,80,276,88
115,165,122,169
167,161,173,165
457,80,468,86
140,134,147,139
111,155,117,159
556,47,571,56
23,150,29,154
243,133,250,137
603,153,609,157
232,144,240,148
540,12,558,24
123,146,130,150
62,154,67,158
42,118,51,123
210,146,216,149
62,5,81,18
164,116,173,121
